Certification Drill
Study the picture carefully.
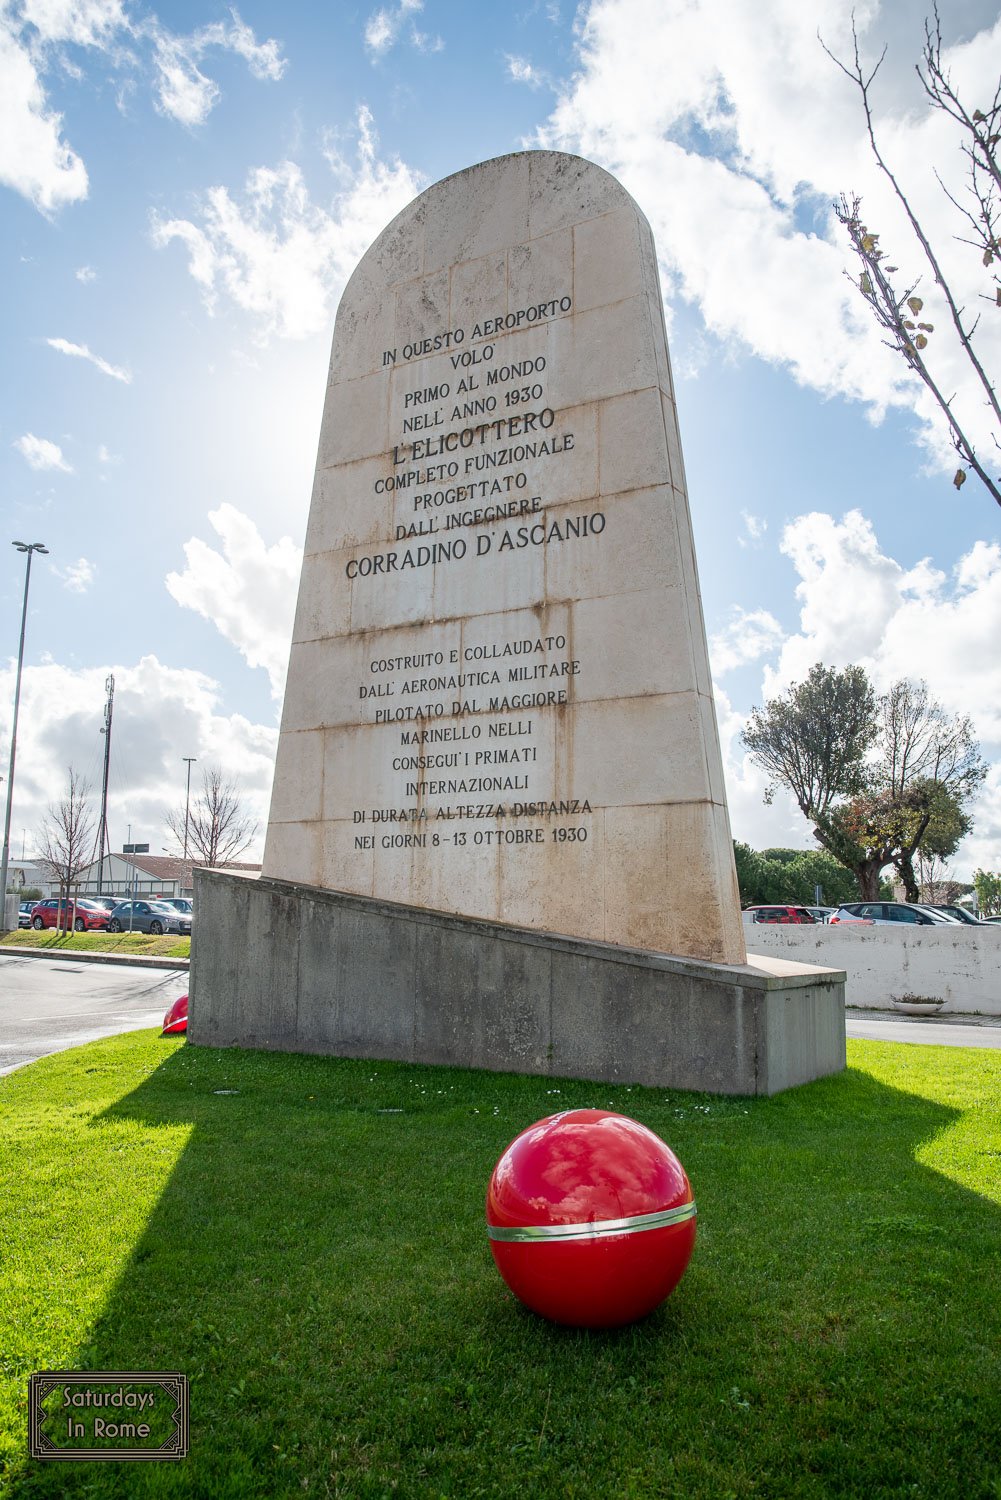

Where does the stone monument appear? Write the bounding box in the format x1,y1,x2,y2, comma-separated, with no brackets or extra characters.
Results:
189,151,846,1095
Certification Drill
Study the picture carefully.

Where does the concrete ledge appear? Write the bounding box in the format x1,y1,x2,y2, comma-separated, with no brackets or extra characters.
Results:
190,869,846,1096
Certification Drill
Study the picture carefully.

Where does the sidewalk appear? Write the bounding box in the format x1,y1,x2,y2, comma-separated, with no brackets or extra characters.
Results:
0,943,188,972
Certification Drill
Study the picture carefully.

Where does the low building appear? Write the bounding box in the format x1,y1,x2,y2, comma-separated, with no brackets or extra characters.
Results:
47,853,261,901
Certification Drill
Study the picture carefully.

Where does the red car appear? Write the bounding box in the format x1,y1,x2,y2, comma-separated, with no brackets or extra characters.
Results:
742,905,817,925
30,898,111,932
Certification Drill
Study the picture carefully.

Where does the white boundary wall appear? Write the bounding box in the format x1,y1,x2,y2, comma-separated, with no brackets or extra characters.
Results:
744,924,1001,1014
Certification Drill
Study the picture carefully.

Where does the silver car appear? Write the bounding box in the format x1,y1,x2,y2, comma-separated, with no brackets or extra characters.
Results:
107,900,192,936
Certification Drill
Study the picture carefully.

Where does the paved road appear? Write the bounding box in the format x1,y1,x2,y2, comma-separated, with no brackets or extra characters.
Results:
846,1014,1001,1048
0,955,188,1076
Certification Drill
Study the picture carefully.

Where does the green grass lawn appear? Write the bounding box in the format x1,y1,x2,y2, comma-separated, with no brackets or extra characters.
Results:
1,1034,999,1498
0,929,190,960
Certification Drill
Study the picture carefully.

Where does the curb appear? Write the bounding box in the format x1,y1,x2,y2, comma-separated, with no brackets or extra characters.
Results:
0,944,189,972
846,1005,998,1028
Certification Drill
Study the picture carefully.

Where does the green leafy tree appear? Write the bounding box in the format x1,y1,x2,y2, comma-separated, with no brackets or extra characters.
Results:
973,869,1001,916
767,849,865,907
733,843,871,907
743,666,986,901
894,781,971,903
827,11,1001,509
733,842,766,905
821,785,936,902
743,663,877,816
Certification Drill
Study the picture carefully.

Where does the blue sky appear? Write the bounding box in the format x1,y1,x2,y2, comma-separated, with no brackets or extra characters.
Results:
2,0,1000,879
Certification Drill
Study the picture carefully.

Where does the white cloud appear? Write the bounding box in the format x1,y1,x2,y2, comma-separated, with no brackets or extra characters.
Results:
0,655,277,862
534,0,1001,486
148,11,285,127
20,0,128,48
75,264,96,282
709,607,784,677
46,335,132,381
197,12,285,81
506,54,547,89
364,0,441,58
1,3,285,212
738,510,767,548
0,15,89,211
721,510,1001,877
151,107,424,340
165,504,301,698
53,556,94,592
96,443,119,463
14,432,72,471
150,31,219,127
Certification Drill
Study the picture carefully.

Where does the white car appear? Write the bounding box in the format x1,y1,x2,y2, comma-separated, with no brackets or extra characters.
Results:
830,902,959,926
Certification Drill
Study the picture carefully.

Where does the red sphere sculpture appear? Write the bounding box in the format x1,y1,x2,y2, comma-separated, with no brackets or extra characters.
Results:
162,993,188,1036
486,1109,696,1328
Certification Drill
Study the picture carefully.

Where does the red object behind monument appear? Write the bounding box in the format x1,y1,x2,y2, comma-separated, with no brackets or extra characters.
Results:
486,1109,696,1327
162,993,188,1036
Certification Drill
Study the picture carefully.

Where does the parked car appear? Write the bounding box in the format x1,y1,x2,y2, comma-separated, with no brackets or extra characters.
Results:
830,902,957,926
742,905,817,924
89,895,122,913
929,904,985,925
804,906,837,923
31,898,111,932
17,900,38,928
108,900,191,936
159,898,193,915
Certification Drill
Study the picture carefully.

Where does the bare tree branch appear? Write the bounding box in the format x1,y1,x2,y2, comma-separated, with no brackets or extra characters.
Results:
824,10,1001,508
36,770,95,931
165,767,258,867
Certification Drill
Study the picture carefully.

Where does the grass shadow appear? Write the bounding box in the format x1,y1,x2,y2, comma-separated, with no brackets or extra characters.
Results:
3,1035,1001,1498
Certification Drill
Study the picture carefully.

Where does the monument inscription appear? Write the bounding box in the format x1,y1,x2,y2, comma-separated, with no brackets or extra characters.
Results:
263,150,746,964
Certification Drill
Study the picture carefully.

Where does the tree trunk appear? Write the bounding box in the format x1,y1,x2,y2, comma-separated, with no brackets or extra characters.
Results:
895,852,921,904
855,861,885,901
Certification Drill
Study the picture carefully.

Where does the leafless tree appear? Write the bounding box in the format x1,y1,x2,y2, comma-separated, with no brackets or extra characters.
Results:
913,850,966,905
165,767,258,866
825,9,1001,508
37,769,95,931
882,679,986,801
881,679,986,899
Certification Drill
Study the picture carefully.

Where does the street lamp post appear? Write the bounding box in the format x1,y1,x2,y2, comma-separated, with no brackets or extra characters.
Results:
1,541,48,931
182,757,197,861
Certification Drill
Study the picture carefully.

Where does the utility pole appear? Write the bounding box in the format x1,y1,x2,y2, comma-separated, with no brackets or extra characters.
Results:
182,757,197,861
1,540,48,931
95,674,114,895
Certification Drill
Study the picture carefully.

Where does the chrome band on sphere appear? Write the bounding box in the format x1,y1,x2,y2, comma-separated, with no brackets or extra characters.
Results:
486,1201,697,1243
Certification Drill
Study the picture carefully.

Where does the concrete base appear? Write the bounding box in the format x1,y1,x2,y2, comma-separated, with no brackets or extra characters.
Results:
189,869,846,1096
